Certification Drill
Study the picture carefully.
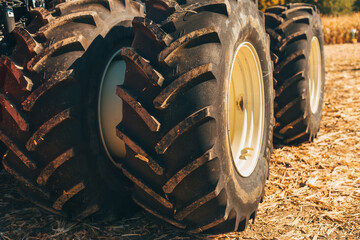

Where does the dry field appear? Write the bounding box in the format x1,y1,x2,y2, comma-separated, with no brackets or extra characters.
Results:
1,43,360,239
322,13,360,44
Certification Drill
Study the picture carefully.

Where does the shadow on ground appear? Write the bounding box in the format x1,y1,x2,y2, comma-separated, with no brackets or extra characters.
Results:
0,170,200,240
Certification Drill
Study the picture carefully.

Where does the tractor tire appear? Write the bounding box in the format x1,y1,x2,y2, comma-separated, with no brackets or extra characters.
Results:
0,0,143,219
116,0,273,234
265,3,325,144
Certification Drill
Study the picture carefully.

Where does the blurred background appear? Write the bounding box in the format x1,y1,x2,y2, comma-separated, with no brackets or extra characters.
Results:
259,0,360,45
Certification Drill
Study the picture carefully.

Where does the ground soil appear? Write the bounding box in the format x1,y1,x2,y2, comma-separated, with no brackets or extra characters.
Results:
0,44,359,239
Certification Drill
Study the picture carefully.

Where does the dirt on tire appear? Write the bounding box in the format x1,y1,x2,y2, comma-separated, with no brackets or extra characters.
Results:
0,0,143,220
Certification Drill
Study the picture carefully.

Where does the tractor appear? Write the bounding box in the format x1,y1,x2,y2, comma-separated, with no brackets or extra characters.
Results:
0,0,324,233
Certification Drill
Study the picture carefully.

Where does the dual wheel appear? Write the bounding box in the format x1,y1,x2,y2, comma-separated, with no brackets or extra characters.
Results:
0,0,324,234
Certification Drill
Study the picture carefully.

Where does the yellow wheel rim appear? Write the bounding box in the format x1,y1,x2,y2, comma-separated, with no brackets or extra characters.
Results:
228,42,265,177
309,37,322,114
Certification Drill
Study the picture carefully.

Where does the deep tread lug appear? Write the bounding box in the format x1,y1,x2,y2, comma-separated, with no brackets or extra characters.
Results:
2,160,48,198
277,31,307,52
283,131,308,144
0,55,33,91
275,96,302,118
133,195,185,229
116,85,160,132
0,129,36,169
37,11,101,39
264,12,284,25
276,71,304,97
116,125,164,175
121,47,165,87
155,107,213,154
274,49,305,75
53,182,85,210
27,36,88,72
276,16,310,33
159,26,219,64
0,91,30,131
121,165,173,208
278,115,306,134
162,149,216,194
26,108,73,151
22,70,74,111
189,214,228,234
37,148,75,186
175,185,222,221
12,27,42,56
132,17,173,48
153,63,214,109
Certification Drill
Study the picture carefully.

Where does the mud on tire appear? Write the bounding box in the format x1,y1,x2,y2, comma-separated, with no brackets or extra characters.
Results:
0,0,143,219
116,0,274,234
265,3,325,144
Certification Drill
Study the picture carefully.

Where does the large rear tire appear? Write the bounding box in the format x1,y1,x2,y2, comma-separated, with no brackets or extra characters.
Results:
265,3,325,144
0,0,143,219
116,0,273,233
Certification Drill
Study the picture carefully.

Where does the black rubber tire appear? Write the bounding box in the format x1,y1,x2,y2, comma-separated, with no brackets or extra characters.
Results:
265,3,325,145
116,0,273,234
0,0,143,219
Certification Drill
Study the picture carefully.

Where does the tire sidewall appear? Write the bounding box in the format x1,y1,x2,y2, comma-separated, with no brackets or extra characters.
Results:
216,2,273,218
304,11,325,137
73,23,134,208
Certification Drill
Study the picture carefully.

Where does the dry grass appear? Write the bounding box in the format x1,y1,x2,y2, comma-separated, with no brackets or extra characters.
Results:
322,13,360,44
1,44,360,239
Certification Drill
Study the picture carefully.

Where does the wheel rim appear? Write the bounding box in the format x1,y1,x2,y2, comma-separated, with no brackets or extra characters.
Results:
309,37,322,114
98,49,126,164
228,42,265,177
